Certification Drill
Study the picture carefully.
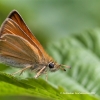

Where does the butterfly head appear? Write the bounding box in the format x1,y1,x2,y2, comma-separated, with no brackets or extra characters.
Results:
48,62,71,72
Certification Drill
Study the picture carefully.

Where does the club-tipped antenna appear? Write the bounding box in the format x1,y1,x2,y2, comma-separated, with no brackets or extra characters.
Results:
61,64,71,69
60,67,66,71
59,64,71,71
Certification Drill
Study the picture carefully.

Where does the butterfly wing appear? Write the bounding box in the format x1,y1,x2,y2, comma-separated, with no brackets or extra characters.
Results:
0,18,44,58
0,34,40,67
1,10,50,60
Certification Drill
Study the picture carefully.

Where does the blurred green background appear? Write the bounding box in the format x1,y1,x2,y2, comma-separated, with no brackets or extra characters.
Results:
0,0,100,100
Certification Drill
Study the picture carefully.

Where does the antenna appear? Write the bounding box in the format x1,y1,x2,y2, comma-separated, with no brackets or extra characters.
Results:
59,64,71,71
61,65,71,69
60,67,66,71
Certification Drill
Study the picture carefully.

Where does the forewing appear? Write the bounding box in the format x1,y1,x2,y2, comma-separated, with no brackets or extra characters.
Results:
1,18,44,56
8,10,50,60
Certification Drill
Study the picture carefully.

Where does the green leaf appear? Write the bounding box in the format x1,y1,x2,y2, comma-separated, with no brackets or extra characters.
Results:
0,72,60,99
0,72,98,100
0,64,8,71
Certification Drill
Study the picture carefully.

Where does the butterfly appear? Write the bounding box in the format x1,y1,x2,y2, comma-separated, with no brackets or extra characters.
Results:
0,10,70,79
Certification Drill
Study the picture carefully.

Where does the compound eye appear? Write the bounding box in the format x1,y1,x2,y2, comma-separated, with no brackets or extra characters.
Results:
49,63,54,68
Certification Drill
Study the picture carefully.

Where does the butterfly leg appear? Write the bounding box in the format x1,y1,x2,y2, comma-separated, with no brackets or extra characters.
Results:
11,65,31,76
34,66,46,79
